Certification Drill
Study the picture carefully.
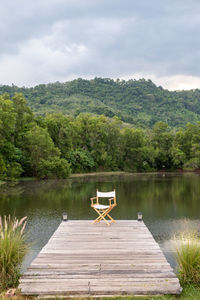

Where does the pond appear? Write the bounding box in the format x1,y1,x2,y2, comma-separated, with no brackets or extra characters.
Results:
0,173,200,271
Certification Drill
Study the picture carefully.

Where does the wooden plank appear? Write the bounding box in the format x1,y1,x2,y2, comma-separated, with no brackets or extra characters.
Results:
28,264,173,271
40,249,163,254
42,245,160,250
19,220,181,297
21,271,177,278
20,277,179,283
36,253,167,258
19,282,181,296
32,259,169,264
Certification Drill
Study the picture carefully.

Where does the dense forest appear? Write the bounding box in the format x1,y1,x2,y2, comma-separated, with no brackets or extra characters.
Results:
1,78,200,128
1,93,200,181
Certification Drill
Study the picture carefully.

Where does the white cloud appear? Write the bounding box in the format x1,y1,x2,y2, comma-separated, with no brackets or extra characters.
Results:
0,0,200,89
120,73,200,91
0,32,90,86
157,75,200,91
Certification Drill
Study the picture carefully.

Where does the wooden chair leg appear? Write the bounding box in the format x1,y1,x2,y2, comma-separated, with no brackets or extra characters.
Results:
95,212,110,226
93,210,103,223
93,211,102,223
92,208,111,226
100,209,113,226
93,208,110,225
92,205,116,226
107,213,116,223
102,206,115,223
100,214,110,226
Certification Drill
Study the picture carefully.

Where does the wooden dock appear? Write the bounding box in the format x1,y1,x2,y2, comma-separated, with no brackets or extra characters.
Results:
19,220,182,297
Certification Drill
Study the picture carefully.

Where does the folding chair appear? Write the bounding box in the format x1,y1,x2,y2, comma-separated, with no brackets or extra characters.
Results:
90,189,117,226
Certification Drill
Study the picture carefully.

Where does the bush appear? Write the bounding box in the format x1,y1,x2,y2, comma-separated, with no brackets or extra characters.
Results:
183,158,200,170
0,215,28,291
69,149,95,173
6,162,23,180
0,155,23,181
0,156,7,180
176,233,200,284
36,157,71,179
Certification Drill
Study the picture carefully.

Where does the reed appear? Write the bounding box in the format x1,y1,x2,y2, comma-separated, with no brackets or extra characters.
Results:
0,215,28,291
176,232,200,284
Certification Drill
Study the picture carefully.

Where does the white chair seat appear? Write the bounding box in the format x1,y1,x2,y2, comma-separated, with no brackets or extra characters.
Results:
93,204,110,210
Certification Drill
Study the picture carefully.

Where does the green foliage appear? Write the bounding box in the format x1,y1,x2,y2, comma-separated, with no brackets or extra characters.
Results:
0,215,28,291
69,149,95,173
45,113,73,157
24,125,60,165
151,122,173,169
2,91,200,180
2,78,200,128
24,125,70,178
0,96,16,144
176,233,200,284
5,162,23,180
36,157,71,179
184,158,200,170
171,147,186,169
0,94,72,180
0,154,23,181
121,128,152,171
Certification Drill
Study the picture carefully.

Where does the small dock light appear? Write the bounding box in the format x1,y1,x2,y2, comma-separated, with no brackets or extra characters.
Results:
137,212,143,221
62,212,68,221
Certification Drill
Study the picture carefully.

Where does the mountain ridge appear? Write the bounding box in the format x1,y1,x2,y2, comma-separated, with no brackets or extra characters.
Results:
1,77,200,127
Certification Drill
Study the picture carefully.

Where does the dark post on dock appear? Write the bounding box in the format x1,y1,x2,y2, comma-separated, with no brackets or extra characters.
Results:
19,220,182,297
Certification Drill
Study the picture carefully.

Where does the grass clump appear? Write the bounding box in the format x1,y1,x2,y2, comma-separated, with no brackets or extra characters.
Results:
0,215,28,291
176,232,200,285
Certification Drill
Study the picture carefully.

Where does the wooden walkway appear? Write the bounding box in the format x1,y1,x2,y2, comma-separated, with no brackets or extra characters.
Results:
19,220,182,297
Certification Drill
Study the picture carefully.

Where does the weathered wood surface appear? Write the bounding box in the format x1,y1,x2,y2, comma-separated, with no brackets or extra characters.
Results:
19,220,182,297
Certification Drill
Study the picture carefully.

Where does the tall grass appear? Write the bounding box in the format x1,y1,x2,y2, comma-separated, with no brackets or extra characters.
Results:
0,215,28,291
176,232,200,284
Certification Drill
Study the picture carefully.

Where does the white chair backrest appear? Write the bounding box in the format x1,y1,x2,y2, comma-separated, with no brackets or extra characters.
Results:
97,191,115,198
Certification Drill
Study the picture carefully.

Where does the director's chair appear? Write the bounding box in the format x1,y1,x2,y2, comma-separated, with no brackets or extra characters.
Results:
90,189,117,226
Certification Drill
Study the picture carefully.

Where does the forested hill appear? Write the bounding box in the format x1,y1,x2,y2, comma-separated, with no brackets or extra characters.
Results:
1,78,200,127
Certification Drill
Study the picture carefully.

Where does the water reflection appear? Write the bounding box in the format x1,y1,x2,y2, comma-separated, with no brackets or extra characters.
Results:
0,173,200,270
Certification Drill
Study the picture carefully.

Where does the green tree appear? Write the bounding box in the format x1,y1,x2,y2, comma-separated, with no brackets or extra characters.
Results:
122,127,154,171
37,157,71,179
74,114,122,170
0,94,16,143
69,149,95,173
45,113,73,158
0,94,23,179
24,125,71,178
12,93,33,147
151,122,173,169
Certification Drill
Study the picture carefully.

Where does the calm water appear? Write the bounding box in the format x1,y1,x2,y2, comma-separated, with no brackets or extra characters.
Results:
0,173,200,270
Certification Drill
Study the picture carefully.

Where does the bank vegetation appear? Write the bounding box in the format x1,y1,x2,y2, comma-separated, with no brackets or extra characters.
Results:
1,93,200,180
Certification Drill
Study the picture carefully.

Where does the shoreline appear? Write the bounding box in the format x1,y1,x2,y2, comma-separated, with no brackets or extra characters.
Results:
1,169,200,185
70,170,200,178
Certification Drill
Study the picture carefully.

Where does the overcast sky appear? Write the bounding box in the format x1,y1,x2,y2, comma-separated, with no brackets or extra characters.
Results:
1,0,200,90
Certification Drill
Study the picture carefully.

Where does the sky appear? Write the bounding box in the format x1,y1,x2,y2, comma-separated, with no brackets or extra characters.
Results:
0,0,200,90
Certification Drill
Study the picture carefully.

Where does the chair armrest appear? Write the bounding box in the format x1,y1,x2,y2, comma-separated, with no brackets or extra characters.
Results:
109,197,115,205
90,197,97,206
